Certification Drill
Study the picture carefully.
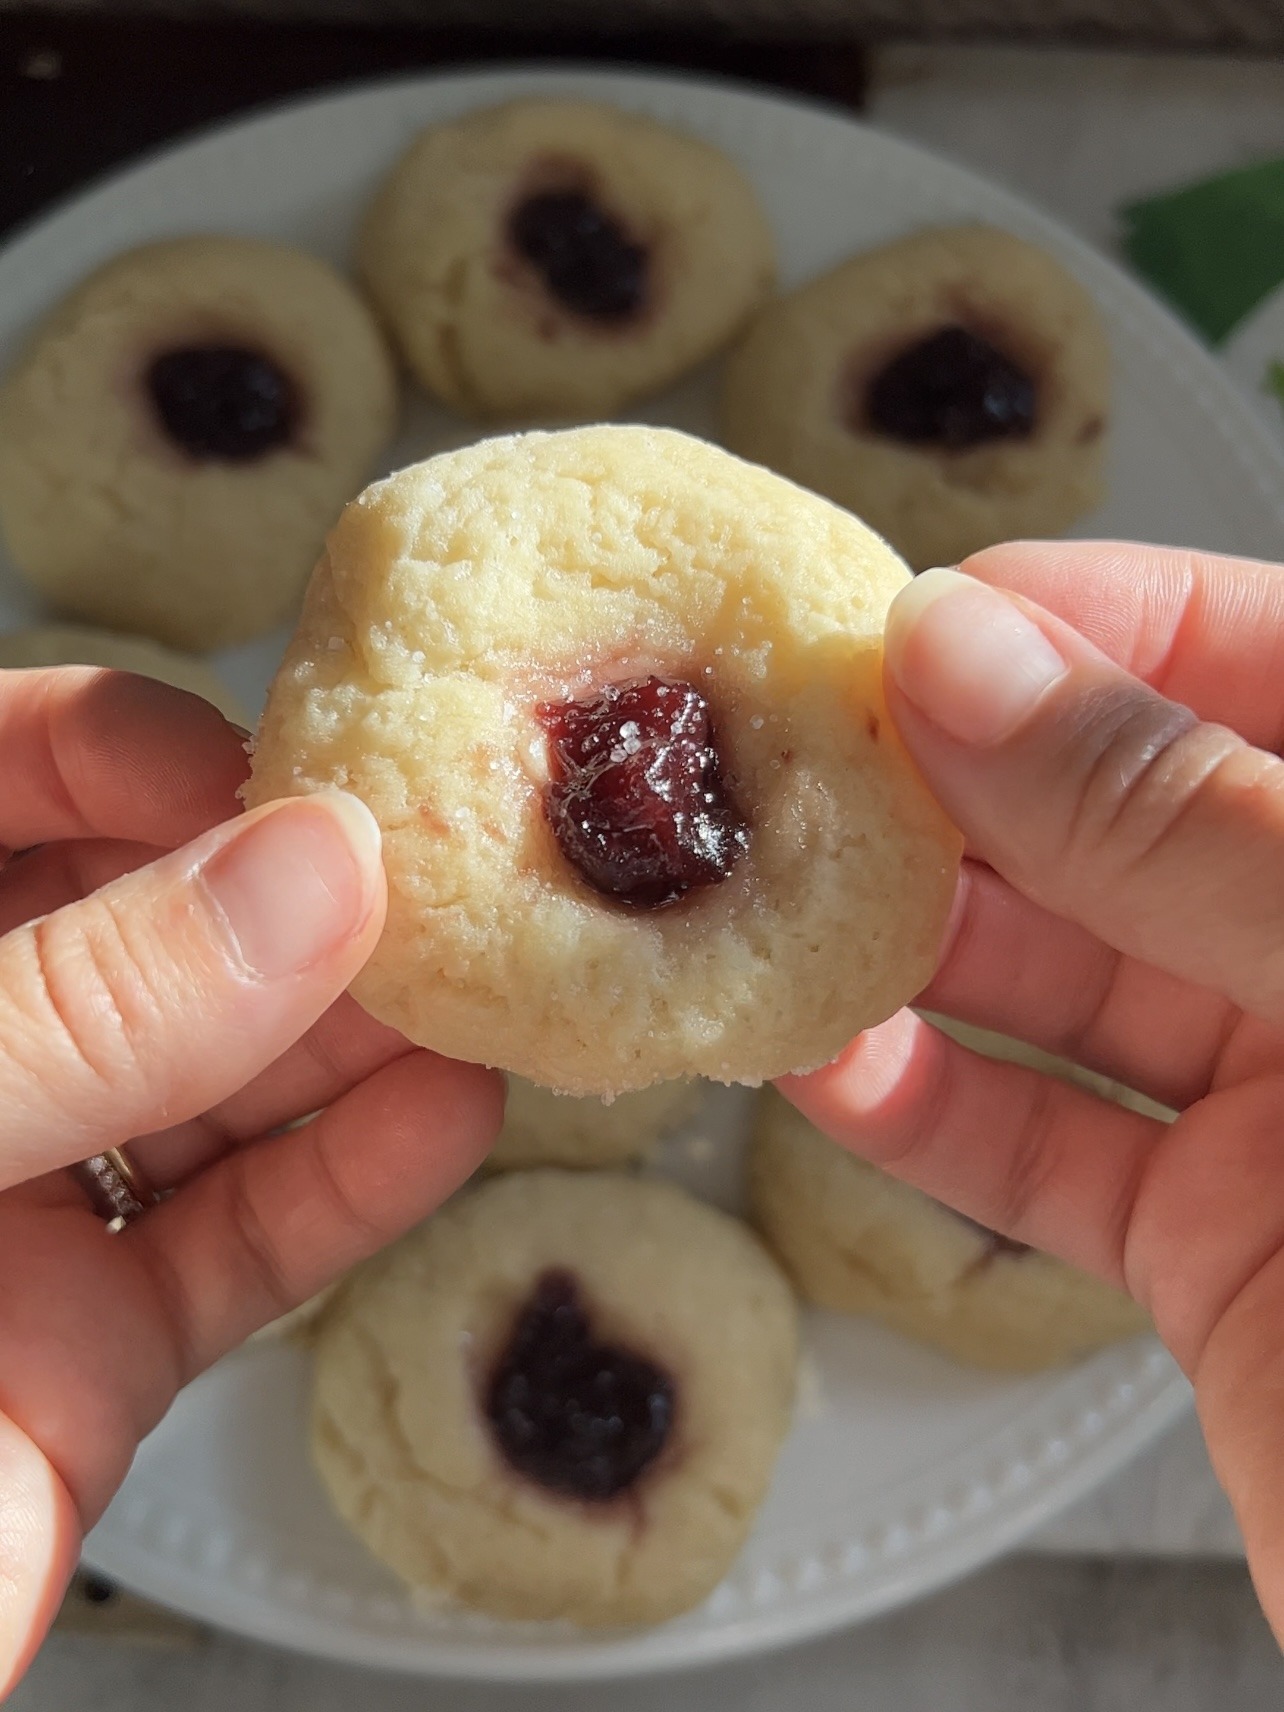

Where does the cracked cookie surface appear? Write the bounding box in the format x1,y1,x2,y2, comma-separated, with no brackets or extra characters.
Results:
0,236,397,650
722,224,1109,571
246,424,961,1095
358,98,774,419
310,1170,797,1626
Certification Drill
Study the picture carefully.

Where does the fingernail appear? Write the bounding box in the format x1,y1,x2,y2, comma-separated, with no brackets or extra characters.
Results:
202,793,382,979
885,567,1069,746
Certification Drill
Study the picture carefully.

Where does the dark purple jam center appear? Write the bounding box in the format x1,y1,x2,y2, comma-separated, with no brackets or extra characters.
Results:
485,1270,674,1502
145,343,300,461
508,189,648,322
865,324,1037,450
539,675,749,910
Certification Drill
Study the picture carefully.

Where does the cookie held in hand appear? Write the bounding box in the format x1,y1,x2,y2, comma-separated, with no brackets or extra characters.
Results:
246,424,961,1094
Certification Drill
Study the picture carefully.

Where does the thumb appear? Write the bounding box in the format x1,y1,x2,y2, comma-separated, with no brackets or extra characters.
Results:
0,1409,77,1700
884,566,1284,1028
0,791,384,1191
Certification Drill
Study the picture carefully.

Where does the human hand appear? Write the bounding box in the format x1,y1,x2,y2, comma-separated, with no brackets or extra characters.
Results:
781,541,1284,1642
0,667,502,1694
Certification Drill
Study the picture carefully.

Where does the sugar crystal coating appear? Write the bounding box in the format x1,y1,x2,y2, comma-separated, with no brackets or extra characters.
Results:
540,674,749,909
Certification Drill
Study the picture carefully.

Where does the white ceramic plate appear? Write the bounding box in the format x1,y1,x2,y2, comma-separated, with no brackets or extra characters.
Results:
3,63,1276,1681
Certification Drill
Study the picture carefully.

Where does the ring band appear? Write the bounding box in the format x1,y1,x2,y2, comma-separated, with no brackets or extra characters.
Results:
72,1147,159,1227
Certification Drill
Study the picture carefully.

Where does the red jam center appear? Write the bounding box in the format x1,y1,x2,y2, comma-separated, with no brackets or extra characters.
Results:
485,1270,674,1502
508,189,648,322
539,675,749,910
864,324,1036,449
145,343,300,461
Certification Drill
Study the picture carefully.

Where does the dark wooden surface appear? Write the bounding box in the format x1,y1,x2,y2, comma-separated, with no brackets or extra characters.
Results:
0,15,866,239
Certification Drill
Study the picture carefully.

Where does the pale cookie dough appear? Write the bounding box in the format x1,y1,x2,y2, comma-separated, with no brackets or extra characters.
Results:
245,425,961,1095
311,1170,798,1627
0,236,397,651
0,623,246,724
358,98,774,419
722,225,1109,570
749,1092,1149,1372
489,1077,702,1171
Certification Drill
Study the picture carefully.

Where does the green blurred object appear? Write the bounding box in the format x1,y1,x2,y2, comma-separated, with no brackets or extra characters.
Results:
1121,158,1284,346
1265,359,1284,413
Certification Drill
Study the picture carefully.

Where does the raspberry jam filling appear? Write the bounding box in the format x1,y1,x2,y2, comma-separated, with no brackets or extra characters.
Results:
507,189,648,323
539,675,749,910
145,343,300,462
485,1270,674,1502
863,324,1037,449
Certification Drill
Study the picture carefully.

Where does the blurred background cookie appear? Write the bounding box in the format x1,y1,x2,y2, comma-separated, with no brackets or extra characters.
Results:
0,236,397,651
311,1170,797,1626
749,1091,1148,1372
359,98,774,419
245,425,961,1095
488,1077,702,1171
0,622,246,723
723,224,1109,569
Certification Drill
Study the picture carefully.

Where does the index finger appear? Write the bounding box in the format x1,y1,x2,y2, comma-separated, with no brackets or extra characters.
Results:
965,542,1284,752
0,666,249,850
126,1049,503,1387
